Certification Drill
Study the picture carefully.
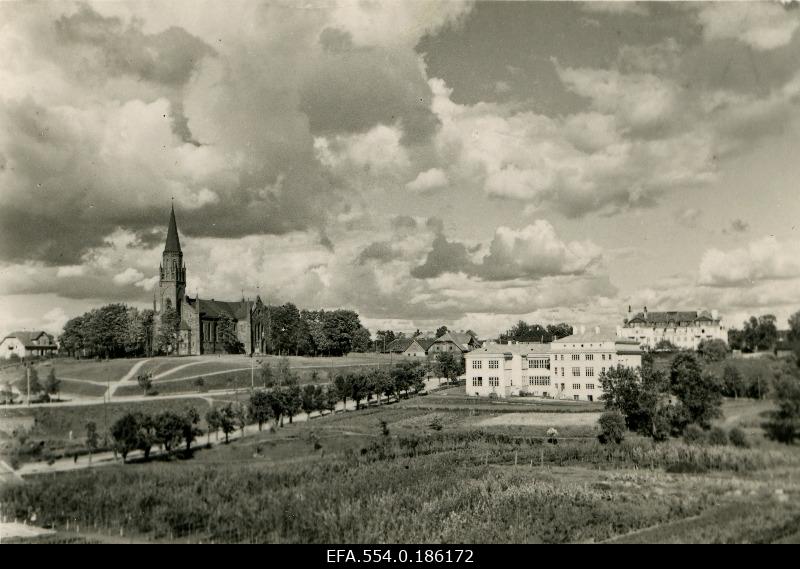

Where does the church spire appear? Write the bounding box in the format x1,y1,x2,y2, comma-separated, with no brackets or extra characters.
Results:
164,202,181,253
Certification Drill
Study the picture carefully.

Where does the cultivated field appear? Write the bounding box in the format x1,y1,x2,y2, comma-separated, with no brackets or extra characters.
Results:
2,386,798,544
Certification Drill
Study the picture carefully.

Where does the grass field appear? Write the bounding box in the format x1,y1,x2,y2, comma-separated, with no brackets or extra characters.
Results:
2,391,798,544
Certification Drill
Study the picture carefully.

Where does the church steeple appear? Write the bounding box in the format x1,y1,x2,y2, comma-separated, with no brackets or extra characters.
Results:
164,203,182,253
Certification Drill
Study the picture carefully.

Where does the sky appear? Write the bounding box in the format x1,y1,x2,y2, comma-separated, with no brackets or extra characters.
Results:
1,0,799,339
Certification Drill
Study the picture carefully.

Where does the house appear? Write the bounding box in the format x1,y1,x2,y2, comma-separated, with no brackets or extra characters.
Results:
403,337,434,357
428,331,481,357
465,329,642,401
617,306,727,351
0,331,57,360
386,337,414,354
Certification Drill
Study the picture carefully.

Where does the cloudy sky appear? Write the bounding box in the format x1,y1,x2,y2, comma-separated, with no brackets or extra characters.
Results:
1,1,799,338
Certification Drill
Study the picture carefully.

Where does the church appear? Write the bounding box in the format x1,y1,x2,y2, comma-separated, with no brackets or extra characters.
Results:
153,205,271,356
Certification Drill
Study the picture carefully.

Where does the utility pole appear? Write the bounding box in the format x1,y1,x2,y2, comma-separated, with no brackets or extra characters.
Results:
26,362,31,406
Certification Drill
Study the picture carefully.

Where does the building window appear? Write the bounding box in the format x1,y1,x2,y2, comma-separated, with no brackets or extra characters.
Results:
472,377,482,387
601,367,606,375
571,354,580,361
488,360,499,369
572,383,581,390
561,368,565,377
472,360,482,369
572,367,580,377
528,358,549,369
587,384,595,390
489,377,499,387
586,367,594,377
543,391,549,397
586,354,594,361
573,395,580,401
602,354,606,360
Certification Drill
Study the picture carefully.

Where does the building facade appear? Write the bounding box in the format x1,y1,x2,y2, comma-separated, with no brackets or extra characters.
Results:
152,206,270,356
427,331,481,357
465,331,642,401
617,306,727,351
0,331,57,360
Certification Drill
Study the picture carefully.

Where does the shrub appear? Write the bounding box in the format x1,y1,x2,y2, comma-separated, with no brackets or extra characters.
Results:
729,427,749,448
683,424,707,445
708,426,729,446
597,410,626,444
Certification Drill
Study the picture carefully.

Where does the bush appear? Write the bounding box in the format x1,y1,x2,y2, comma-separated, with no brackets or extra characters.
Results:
708,426,729,446
729,427,749,448
683,424,707,445
597,410,626,444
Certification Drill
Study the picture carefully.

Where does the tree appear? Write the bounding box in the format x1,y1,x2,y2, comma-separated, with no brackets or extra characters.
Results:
284,384,303,424
264,391,287,429
248,390,273,431
697,338,728,362
323,385,339,415
260,360,274,388
233,403,248,437
722,365,746,399
59,316,85,357
16,366,41,401
44,367,61,401
182,407,202,451
137,372,153,395
154,411,185,453
653,339,679,352
216,315,244,354
598,411,626,444
86,421,99,463
155,306,180,355
436,326,448,338
216,404,237,443
670,353,723,429
433,351,463,384
205,408,221,442
600,364,673,440
301,384,319,417
334,373,350,410
763,369,800,444
348,372,368,410
194,376,206,393
351,326,372,353
789,310,800,343
376,330,396,352
110,412,154,462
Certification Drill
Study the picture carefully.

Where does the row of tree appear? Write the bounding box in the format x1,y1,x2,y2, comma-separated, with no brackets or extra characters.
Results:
110,407,202,462
59,304,154,358
727,314,780,353
498,320,574,344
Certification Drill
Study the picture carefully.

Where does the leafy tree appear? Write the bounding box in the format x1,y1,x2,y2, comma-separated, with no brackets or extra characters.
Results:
155,306,180,355
259,361,274,388
154,411,185,453
301,384,319,417
248,390,273,431
86,421,100,463
600,365,673,440
436,326,448,338
499,320,573,344
205,408,221,442
44,367,61,401
284,384,303,424
722,365,746,399
789,310,800,343
433,351,464,384
351,326,372,353
376,330,396,352
598,411,626,444
763,370,800,444
59,315,85,357
233,403,248,437
16,366,42,400
323,385,339,415
111,412,154,462
216,315,244,354
182,407,202,451
264,391,287,429
670,353,723,428
194,376,205,393
697,339,728,362
334,373,350,410
137,372,153,395
348,372,368,410
216,404,237,443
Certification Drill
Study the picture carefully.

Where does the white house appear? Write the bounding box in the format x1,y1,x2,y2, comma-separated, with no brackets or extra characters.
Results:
617,307,727,351
0,331,57,360
465,330,642,401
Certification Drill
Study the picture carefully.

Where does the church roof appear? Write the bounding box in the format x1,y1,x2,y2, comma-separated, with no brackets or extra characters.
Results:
164,205,181,253
187,297,251,321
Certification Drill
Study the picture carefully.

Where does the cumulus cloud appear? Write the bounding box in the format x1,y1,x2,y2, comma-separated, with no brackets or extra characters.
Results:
699,236,800,286
698,2,800,51
676,208,702,228
406,168,449,193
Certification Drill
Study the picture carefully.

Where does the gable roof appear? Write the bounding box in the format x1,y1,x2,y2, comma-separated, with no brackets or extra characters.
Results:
187,297,251,321
433,331,478,351
405,338,435,352
387,338,414,352
2,331,55,347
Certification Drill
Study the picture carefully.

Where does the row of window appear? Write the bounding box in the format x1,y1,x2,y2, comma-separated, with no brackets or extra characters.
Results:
471,377,500,387
527,359,549,369
555,354,614,361
571,384,596,390
529,376,550,386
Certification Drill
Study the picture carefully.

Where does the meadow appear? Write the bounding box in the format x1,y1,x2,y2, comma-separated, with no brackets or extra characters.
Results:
2,390,799,544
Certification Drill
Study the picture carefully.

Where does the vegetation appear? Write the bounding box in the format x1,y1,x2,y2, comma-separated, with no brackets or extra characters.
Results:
697,339,728,363
763,370,800,444
598,411,626,444
728,314,778,353
59,303,154,358
498,320,573,344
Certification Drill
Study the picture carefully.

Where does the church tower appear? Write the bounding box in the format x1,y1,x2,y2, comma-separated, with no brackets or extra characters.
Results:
158,204,186,318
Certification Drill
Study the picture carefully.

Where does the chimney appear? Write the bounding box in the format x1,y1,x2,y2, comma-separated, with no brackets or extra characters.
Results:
643,306,648,320
628,305,631,314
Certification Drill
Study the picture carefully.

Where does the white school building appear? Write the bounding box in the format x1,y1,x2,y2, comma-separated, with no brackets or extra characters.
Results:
464,330,642,401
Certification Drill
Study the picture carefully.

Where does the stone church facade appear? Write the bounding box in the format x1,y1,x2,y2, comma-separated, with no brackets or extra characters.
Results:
152,206,270,356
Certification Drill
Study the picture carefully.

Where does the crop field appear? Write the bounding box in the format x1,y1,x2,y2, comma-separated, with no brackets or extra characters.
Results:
2,393,798,544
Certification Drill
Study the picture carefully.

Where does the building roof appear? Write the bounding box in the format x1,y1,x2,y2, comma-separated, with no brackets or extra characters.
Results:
387,337,414,352
187,297,251,320
553,330,639,345
164,204,182,253
2,331,55,347
468,342,551,356
626,310,717,325
433,331,478,351
405,338,434,351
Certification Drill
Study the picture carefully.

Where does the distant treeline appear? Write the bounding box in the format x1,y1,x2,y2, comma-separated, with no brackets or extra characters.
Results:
498,320,574,343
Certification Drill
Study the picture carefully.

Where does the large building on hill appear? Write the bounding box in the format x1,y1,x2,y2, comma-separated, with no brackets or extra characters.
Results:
464,330,642,401
153,206,271,356
617,306,727,351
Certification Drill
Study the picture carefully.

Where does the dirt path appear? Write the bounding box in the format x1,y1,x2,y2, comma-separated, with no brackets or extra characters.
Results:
106,358,152,399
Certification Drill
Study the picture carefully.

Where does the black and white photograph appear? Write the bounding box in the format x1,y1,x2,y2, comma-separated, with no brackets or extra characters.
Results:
1,0,800,547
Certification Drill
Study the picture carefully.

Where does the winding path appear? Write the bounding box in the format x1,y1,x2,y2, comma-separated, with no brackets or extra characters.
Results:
106,359,152,399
